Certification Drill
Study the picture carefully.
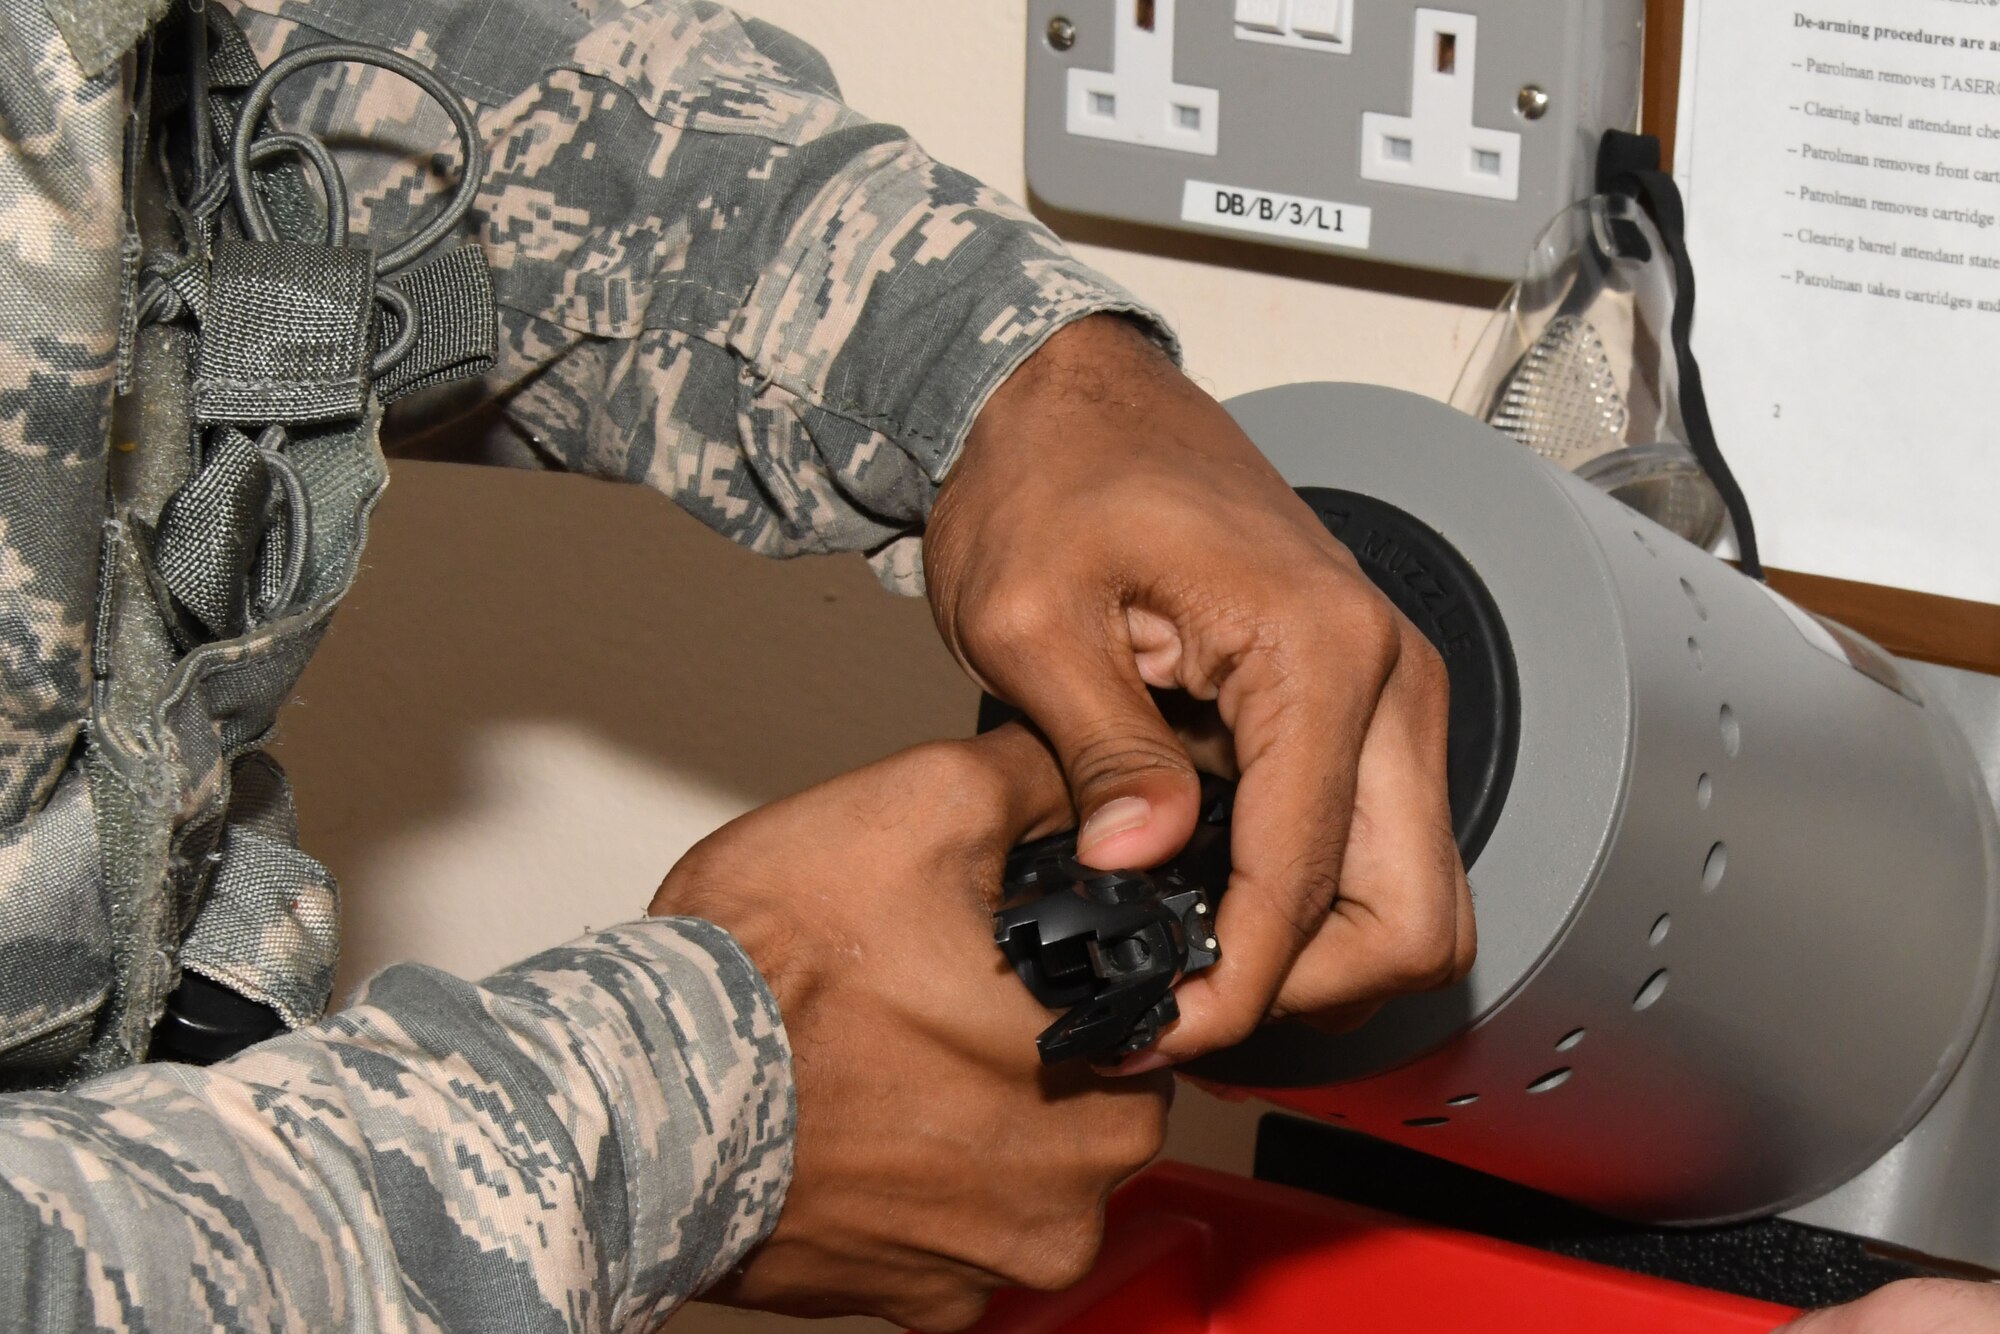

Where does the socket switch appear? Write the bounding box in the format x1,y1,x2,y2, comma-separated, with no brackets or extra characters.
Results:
1236,0,1355,54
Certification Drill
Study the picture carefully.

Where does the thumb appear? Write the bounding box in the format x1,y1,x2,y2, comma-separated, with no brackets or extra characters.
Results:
1005,654,1202,870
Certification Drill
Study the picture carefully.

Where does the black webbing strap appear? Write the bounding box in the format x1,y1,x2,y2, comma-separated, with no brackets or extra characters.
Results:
151,427,271,639
1597,131,1764,579
374,245,497,403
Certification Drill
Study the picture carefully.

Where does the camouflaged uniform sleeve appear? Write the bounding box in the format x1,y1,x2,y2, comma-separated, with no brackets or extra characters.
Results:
0,918,795,1331
225,0,1177,592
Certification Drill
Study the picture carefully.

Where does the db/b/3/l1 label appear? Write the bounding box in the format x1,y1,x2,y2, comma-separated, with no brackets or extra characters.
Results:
1181,181,1373,251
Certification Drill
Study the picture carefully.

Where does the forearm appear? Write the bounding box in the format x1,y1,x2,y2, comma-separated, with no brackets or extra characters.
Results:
480,148,1174,586
0,919,793,1331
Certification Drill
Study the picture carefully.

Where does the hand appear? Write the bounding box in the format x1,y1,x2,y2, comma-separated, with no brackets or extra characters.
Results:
650,726,1172,1331
926,316,1473,1063
1778,1280,2000,1333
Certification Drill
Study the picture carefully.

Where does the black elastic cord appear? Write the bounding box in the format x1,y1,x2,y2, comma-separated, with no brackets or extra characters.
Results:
1597,131,1764,579
242,131,350,247
229,42,485,273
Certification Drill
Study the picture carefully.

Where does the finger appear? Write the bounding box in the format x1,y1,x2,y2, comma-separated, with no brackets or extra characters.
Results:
1773,1279,2000,1334
886,731,1089,1066
995,637,1202,871
1146,602,1411,1061
1265,637,1468,1020
961,722,1084,848
1299,1001,1383,1037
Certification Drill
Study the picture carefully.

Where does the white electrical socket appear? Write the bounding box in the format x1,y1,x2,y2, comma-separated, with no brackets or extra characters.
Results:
1234,0,1355,55
1030,0,1647,279
1067,0,1220,156
1360,9,1522,201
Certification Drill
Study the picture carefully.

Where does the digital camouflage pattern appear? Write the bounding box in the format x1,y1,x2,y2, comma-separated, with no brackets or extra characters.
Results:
228,0,1171,592
0,918,797,1330
0,0,1171,1324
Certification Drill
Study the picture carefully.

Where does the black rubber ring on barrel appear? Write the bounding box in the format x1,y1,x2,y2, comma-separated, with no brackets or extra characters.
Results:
1297,487,1520,869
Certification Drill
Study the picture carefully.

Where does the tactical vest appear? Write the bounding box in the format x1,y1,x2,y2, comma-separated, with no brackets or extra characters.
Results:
0,0,494,1087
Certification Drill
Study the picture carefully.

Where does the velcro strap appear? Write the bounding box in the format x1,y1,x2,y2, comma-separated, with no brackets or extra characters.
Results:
194,241,378,424
177,754,338,1031
152,428,270,638
180,825,339,1030
203,8,266,91
41,0,171,77
375,244,499,403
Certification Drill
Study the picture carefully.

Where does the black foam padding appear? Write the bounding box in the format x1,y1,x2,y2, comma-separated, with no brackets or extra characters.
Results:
1253,1114,1931,1311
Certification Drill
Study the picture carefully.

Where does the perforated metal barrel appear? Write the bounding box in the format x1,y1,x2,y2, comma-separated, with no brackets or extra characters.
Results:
1201,384,2000,1225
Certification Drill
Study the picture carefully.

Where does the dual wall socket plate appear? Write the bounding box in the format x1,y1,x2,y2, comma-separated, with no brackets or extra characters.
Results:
1027,0,1645,282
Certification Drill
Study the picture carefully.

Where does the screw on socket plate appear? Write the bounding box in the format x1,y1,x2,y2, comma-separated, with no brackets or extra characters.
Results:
1047,15,1077,51
1517,85,1551,120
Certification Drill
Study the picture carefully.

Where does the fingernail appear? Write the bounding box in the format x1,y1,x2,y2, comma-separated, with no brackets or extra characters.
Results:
1109,1051,1174,1077
1078,797,1152,855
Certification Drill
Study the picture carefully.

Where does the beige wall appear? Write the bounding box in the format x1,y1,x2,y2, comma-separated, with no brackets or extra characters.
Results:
280,3,1490,1329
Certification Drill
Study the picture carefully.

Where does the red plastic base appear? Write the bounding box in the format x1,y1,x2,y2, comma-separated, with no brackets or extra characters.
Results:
956,1162,1801,1334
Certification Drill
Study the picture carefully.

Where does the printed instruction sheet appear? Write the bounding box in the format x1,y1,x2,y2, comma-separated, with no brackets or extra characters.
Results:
1675,0,2000,604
